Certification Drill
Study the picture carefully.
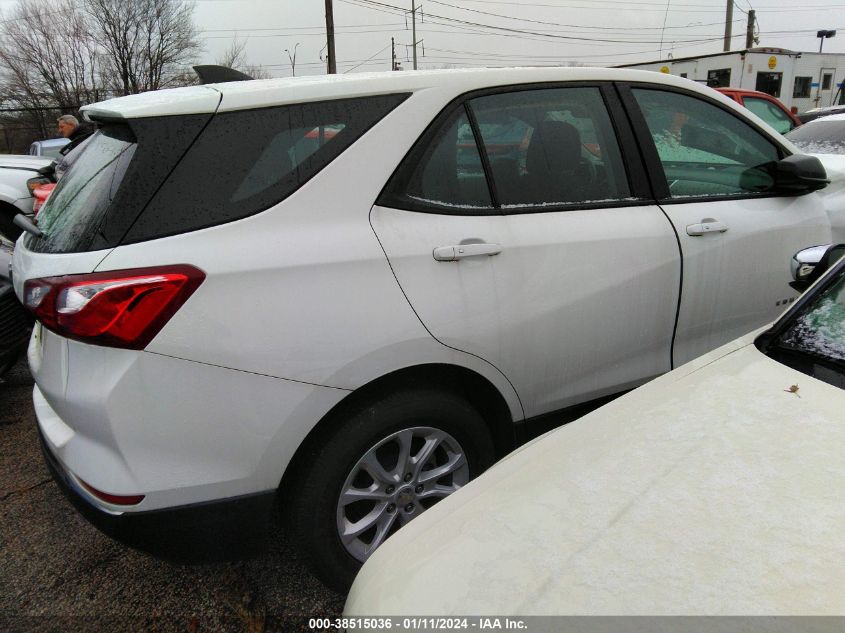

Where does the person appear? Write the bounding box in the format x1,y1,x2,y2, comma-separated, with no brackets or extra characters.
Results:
56,114,92,156
52,114,93,180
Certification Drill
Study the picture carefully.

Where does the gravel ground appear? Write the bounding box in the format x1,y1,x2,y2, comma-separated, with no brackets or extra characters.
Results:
0,357,344,632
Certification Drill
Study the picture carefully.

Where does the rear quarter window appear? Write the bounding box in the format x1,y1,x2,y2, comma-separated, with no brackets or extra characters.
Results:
123,94,408,243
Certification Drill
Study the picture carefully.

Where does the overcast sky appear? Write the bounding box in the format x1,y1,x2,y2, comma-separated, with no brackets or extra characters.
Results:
3,0,844,77
189,0,845,77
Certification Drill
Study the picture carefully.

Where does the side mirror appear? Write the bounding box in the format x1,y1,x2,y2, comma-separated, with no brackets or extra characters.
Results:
771,154,830,194
790,243,845,292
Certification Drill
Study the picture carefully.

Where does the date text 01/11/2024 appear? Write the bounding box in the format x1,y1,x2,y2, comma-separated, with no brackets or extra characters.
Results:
307,617,528,630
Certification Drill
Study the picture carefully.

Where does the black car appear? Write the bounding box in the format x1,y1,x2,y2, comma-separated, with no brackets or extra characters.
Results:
0,238,32,377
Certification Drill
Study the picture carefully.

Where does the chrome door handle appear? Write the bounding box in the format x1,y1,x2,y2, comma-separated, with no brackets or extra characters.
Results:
686,219,728,236
433,243,503,261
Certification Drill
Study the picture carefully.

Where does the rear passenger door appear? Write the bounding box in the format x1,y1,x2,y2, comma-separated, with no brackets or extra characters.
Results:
371,84,681,417
620,84,831,366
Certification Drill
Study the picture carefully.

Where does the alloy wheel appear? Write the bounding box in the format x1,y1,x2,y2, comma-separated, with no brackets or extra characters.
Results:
336,426,470,562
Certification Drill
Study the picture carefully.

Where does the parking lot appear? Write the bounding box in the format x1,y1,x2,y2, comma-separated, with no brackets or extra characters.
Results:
0,358,344,632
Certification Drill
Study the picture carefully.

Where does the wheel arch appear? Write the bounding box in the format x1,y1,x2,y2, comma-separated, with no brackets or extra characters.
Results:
278,362,517,500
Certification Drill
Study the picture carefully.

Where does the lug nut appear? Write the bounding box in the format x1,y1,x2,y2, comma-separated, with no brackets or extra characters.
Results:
404,473,412,482
404,503,415,513
415,484,424,494
386,485,395,494
386,503,396,513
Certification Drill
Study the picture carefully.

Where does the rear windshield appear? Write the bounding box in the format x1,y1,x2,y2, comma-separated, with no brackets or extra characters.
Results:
29,125,136,254
123,94,408,244
786,119,845,154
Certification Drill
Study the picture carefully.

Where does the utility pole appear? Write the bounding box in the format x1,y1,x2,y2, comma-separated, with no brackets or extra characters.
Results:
391,37,398,70
325,0,337,74
745,10,756,49
285,43,300,77
723,0,733,52
816,30,837,106
411,0,418,70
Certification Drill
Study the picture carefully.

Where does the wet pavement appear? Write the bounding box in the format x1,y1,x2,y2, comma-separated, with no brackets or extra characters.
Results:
0,358,344,632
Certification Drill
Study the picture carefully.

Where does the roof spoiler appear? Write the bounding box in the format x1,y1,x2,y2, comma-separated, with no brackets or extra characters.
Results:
193,65,254,84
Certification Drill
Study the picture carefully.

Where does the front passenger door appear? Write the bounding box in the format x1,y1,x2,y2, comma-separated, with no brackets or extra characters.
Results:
623,85,831,366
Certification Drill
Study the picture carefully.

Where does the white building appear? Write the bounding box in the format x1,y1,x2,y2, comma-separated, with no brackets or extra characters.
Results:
620,47,845,113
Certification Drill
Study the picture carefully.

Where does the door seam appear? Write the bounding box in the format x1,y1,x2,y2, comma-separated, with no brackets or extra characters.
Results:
367,205,526,421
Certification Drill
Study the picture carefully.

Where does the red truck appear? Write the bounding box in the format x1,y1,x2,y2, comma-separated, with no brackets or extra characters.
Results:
716,88,801,134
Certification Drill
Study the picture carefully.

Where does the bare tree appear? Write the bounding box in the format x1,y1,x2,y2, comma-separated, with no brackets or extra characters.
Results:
0,0,103,118
215,38,272,80
87,0,203,95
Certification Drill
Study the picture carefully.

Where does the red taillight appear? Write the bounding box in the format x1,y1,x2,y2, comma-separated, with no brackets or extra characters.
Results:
32,183,56,216
23,265,205,349
79,478,145,506
26,175,51,196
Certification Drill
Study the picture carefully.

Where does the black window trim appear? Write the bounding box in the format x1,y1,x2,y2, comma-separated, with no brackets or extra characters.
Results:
122,92,412,246
463,100,500,208
376,80,655,217
617,81,792,206
755,256,845,387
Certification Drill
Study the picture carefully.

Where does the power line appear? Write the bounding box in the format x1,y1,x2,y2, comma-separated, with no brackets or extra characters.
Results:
344,42,392,72
426,0,743,32
343,0,744,43
200,23,405,33
446,0,845,7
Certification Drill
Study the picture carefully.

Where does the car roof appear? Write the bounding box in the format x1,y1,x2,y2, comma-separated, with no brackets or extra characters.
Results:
0,154,54,170
804,112,845,123
81,67,720,120
806,104,845,114
716,88,774,97
31,138,70,148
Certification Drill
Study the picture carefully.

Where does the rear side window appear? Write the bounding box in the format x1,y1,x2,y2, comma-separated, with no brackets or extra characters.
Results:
124,94,408,243
469,87,630,207
382,106,492,211
379,85,631,214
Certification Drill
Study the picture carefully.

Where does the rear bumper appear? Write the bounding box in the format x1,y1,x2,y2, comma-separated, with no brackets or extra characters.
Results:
38,423,276,558
29,331,347,513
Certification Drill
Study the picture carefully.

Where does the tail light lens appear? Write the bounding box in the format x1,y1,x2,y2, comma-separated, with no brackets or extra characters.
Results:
26,175,52,196
23,265,205,349
32,183,56,216
79,478,144,506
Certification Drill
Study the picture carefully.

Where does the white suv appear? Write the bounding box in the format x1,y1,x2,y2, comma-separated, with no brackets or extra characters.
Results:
12,68,832,589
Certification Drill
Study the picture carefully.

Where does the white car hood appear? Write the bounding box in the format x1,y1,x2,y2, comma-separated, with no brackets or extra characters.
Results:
346,338,845,615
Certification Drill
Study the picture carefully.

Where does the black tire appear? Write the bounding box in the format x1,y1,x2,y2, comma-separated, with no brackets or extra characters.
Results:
291,387,496,592
0,353,17,378
0,203,22,242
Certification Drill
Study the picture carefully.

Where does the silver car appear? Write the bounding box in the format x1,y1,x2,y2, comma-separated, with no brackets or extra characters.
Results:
28,138,70,159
